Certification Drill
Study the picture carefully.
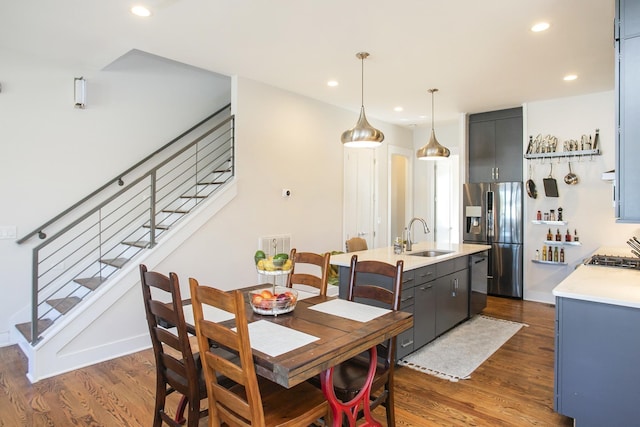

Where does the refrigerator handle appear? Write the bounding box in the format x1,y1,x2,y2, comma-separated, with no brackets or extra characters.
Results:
486,190,494,239
487,249,494,280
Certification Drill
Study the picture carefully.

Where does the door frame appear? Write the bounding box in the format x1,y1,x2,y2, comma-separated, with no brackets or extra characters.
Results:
387,146,414,244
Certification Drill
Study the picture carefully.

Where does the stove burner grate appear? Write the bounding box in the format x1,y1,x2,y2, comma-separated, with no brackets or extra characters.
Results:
584,254,640,269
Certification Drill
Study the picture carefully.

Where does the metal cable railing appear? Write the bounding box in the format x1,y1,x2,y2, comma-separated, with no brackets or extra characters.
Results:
18,105,235,344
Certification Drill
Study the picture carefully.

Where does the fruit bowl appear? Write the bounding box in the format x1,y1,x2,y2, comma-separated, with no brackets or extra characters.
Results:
249,286,298,316
255,257,293,275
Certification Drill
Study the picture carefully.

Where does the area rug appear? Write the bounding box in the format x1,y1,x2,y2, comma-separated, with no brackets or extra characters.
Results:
398,315,527,382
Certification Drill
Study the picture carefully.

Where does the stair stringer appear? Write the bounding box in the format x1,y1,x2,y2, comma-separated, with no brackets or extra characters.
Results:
18,179,237,383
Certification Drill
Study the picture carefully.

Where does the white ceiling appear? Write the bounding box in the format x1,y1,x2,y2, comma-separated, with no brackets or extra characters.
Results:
0,0,615,127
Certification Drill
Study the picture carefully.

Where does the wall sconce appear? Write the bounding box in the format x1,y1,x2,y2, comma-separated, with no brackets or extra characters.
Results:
74,77,86,109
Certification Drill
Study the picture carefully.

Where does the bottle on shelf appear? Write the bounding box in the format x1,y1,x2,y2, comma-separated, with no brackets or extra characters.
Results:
547,228,553,241
537,210,542,221
560,248,565,263
554,247,559,262
550,209,556,221
555,229,561,242
548,246,553,261
557,207,563,221
574,229,579,242
535,250,540,260
565,229,572,242
542,246,547,261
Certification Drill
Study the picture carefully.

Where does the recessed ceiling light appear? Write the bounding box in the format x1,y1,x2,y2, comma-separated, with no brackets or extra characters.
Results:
131,5,152,17
563,74,578,81
531,22,550,32
327,80,338,87
394,106,403,112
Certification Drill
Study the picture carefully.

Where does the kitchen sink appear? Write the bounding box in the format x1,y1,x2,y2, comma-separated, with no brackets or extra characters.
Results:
406,250,453,257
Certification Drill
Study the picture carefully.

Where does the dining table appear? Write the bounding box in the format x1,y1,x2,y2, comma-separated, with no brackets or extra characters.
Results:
182,283,413,427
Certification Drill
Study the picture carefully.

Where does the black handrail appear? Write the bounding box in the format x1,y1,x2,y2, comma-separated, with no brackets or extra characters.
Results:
17,103,231,244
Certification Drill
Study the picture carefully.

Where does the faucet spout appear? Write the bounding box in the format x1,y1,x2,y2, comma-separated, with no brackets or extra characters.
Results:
406,217,430,251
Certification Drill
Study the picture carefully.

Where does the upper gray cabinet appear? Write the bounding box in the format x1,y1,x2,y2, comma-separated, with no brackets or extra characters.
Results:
468,107,523,183
616,0,640,222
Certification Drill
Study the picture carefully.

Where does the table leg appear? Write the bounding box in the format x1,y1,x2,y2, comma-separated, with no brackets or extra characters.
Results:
320,347,382,427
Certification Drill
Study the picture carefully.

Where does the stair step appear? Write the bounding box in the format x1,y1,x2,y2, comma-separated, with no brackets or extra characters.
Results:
198,181,225,185
100,258,129,269
179,195,207,199
74,277,107,290
213,169,232,173
161,209,190,214
142,224,169,230
47,296,82,314
16,319,54,342
122,240,150,248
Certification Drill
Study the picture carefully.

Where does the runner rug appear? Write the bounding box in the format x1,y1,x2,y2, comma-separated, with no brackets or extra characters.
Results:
398,315,527,382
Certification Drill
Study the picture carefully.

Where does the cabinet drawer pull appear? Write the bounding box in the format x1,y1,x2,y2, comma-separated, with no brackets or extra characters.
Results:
400,340,414,348
419,285,433,291
401,295,414,303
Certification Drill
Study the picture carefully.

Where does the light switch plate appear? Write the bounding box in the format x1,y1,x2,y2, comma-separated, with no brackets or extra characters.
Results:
0,226,17,239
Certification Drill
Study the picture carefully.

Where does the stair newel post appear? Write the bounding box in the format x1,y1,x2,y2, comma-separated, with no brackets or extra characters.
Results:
31,247,39,344
149,170,157,248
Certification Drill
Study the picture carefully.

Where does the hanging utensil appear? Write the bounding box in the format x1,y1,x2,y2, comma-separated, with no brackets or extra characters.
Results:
564,162,579,185
526,163,537,198
543,163,559,197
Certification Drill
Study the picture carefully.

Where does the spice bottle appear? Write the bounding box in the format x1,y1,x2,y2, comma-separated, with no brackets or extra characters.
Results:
574,229,579,242
535,250,540,260
537,210,542,221
547,228,553,241
560,248,565,263
554,247,559,262
542,246,547,261
555,229,562,242
565,229,572,242
548,246,554,261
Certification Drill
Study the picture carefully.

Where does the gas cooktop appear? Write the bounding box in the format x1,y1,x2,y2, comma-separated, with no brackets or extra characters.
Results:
584,254,640,270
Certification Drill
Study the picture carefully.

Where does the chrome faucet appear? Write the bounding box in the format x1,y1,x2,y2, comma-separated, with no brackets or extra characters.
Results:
406,217,430,251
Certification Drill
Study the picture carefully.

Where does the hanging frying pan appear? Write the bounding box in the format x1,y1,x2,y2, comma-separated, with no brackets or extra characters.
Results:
526,164,537,198
543,163,559,197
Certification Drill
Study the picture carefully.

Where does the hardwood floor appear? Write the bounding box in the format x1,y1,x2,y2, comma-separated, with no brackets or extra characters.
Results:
0,297,573,426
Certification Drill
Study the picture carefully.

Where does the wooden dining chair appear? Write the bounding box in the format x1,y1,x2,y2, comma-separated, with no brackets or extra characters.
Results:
345,237,368,252
139,264,207,427
188,278,330,427
286,248,330,296
330,254,404,427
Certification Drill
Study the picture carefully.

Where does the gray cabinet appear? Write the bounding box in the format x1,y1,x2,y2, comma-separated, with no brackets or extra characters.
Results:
468,108,523,183
616,0,640,222
434,266,469,336
412,266,437,350
555,297,640,426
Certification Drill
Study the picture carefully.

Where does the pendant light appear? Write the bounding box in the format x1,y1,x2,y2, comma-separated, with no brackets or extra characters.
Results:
341,52,385,148
416,88,450,160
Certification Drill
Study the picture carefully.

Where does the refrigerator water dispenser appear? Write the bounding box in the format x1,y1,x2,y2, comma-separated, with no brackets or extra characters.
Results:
465,205,482,234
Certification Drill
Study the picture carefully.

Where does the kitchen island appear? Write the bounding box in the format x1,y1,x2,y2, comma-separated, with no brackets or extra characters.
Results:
552,247,640,427
330,242,490,359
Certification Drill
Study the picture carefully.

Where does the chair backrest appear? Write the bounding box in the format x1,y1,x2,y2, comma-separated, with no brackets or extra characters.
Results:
286,248,330,296
347,255,404,366
188,278,265,427
345,237,368,252
139,264,200,402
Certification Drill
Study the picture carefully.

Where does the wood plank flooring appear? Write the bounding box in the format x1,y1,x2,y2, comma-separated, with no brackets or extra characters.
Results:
0,297,573,426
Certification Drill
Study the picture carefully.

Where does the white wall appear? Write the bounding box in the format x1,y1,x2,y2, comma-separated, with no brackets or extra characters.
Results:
0,48,230,345
153,76,413,292
524,91,640,303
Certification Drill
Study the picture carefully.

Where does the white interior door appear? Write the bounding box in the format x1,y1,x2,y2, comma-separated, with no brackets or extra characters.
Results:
343,148,375,250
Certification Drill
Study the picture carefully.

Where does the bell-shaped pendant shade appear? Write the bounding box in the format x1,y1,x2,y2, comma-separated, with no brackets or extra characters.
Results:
416,128,450,159
341,52,384,148
417,88,450,160
341,105,385,148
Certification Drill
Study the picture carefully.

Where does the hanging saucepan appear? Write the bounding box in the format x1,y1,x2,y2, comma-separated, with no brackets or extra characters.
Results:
543,163,559,197
526,164,537,198
564,162,579,185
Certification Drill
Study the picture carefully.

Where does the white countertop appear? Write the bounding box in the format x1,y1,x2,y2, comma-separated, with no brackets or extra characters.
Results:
329,241,491,271
552,246,640,308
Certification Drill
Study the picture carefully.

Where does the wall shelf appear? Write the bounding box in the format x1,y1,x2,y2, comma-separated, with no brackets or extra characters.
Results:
524,148,601,160
532,259,567,266
532,220,568,226
543,240,582,246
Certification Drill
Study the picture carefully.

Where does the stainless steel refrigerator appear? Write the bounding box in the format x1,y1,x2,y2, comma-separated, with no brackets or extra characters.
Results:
463,182,523,299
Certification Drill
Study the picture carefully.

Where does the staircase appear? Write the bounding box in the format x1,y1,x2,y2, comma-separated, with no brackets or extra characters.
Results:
15,105,235,347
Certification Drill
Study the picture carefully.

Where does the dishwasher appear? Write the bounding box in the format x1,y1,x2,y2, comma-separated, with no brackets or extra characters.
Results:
469,251,489,315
